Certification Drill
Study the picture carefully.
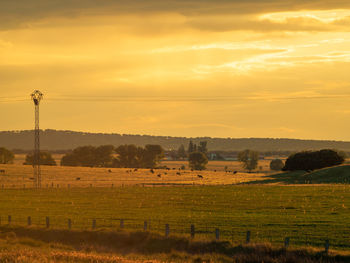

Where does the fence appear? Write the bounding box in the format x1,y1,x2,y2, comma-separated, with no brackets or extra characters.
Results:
0,214,336,253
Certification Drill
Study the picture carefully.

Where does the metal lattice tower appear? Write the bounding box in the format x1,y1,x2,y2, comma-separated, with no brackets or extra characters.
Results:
31,90,43,188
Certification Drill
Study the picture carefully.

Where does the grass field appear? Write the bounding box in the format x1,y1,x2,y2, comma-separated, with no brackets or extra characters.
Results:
0,158,349,261
0,163,269,188
0,185,349,251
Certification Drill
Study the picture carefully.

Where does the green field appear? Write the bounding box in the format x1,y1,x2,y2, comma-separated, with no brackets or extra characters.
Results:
1,185,349,251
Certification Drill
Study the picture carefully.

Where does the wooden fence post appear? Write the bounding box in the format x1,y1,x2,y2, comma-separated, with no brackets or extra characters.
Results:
68,219,71,230
27,216,31,226
215,228,220,240
8,215,11,224
284,237,290,248
46,217,50,228
191,224,195,239
165,224,170,237
325,240,330,254
92,219,96,229
246,231,251,244
144,221,148,231
120,219,124,229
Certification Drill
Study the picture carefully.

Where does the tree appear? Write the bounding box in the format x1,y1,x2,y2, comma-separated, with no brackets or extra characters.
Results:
60,145,115,167
24,152,56,166
142,144,164,168
0,147,14,164
283,149,344,171
238,149,259,172
270,159,284,171
188,140,194,154
177,144,187,159
198,141,208,154
188,152,208,170
114,144,164,168
95,145,115,167
115,144,140,168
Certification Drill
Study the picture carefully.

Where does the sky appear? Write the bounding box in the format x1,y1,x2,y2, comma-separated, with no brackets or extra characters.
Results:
1,0,350,140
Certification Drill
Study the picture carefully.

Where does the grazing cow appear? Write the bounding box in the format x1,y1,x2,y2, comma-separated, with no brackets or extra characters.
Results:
233,171,238,174
29,177,34,180
108,169,112,173
176,172,181,175
157,174,161,178
76,177,81,180
150,169,154,174
164,172,167,175
197,174,203,179
134,168,138,172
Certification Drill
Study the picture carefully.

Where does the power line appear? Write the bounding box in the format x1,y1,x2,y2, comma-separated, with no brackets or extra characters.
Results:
1,94,350,103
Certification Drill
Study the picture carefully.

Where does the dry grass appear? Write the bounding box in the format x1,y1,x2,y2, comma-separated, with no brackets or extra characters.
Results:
0,160,273,188
0,226,348,263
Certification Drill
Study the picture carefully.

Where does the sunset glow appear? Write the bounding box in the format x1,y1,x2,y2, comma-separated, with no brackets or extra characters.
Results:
1,1,350,140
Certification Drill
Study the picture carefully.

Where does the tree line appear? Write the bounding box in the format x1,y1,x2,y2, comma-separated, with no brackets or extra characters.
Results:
0,144,346,172
61,144,164,168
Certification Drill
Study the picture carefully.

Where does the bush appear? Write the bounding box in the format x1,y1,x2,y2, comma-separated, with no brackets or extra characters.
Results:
188,152,208,170
238,149,259,172
270,159,284,171
283,149,344,171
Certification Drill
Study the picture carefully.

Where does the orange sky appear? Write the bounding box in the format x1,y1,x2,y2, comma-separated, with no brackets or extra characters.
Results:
1,1,350,140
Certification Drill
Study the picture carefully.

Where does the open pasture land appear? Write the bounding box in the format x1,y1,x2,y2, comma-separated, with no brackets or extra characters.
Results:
0,185,349,250
0,164,268,188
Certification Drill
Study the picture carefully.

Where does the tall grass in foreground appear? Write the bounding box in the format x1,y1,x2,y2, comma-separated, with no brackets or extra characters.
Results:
0,226,349,263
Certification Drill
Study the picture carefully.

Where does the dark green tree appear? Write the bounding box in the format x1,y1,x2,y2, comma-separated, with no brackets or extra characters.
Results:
25,152,56,166
238,149,259,172
283,149,344,171
0,147,14,164
188,152,208,170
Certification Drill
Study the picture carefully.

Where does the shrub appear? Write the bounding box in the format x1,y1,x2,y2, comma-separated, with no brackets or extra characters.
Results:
188,152,208,170
283,149,344,171
270,159,284,171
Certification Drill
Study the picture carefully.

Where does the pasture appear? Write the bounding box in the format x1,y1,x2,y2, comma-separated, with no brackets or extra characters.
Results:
0,185,349,251
0,163,269,188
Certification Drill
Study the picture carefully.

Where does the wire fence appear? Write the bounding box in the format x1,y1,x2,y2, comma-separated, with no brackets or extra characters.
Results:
0,214,346,253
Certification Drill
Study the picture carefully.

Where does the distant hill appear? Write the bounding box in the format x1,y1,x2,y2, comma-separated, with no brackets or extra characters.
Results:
1,129,350,152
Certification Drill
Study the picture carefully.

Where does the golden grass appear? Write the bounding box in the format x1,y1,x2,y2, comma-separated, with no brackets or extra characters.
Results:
0,157,275,188
0,226,349,263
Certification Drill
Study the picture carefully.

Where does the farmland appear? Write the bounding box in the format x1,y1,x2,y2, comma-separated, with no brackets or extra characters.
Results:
0,158,349,261
0,159,273,188
0,184,349,251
